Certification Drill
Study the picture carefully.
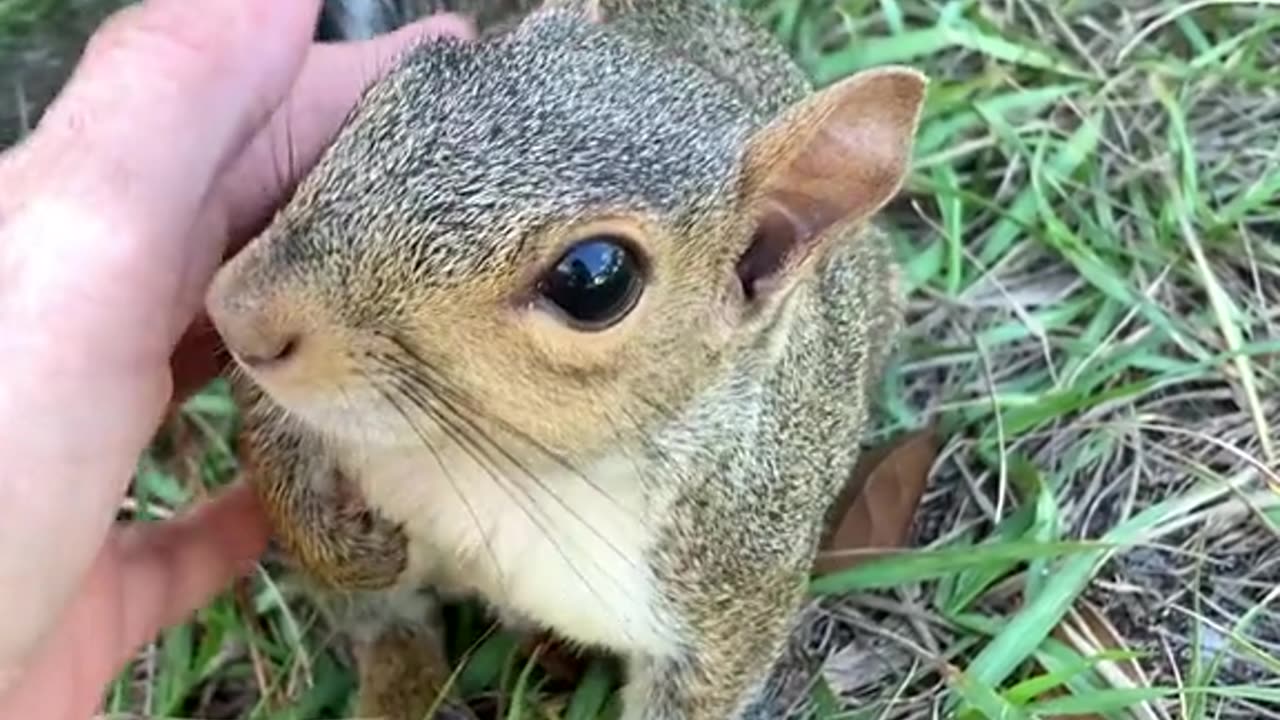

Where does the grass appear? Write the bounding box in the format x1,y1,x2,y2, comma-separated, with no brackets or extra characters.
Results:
4,0,1280,718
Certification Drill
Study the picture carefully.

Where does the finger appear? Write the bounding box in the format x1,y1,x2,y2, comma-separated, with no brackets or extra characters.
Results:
0,482,270,715
164,14,476,403
0,554,122,720
10,0,322,250
0,0,324,369
0,0,324,407
0,1,321,673
216,13,476,246
112,481,271,653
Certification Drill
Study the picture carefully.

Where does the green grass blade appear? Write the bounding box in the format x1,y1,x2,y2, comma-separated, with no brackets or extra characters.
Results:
810,540,1103,595
946,666,1032,720
814,20,1087,85
976,111,1101,266
915,83,1084,157
565,659,616,720
959,476,1252,695
457,631,520,698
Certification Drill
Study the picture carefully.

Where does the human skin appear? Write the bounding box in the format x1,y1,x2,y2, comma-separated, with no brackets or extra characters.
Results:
0,1,474,717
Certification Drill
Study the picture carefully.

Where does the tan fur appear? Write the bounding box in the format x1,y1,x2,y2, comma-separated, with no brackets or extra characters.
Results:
207,1,926,717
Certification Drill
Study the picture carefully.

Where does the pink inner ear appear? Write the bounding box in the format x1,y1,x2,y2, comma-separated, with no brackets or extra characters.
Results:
734,67,926,305
735,202,797,301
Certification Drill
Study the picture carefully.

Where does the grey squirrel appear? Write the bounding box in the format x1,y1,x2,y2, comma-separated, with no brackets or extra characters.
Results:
206,0,927,717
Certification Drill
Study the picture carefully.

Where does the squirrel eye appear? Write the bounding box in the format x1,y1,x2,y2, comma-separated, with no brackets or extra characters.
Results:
536,236,644,330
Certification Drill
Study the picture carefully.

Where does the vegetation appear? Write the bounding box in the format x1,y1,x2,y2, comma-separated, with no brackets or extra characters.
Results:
2,0,1278,718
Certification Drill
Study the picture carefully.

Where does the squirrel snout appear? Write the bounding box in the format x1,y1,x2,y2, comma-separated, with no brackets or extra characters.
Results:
212,304,301,370
206,275,303,372
232,327,300,369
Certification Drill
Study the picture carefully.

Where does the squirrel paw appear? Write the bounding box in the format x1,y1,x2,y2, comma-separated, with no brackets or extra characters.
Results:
263,465,412,592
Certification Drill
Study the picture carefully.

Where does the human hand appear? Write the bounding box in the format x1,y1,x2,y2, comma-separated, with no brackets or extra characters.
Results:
0,1,473,717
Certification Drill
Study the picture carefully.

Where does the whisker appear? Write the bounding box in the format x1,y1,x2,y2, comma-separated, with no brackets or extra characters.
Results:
374,367,637,638
382,335,641,518
363,370,510,599
387,361,648,581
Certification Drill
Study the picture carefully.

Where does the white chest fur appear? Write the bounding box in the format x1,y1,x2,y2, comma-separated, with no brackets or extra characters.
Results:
349,439,676,657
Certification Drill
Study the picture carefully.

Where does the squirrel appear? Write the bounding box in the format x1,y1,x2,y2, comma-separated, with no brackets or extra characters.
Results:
205,0,926,717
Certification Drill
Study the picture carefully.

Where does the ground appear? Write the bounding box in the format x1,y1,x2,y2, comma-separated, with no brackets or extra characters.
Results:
2,0,1278,718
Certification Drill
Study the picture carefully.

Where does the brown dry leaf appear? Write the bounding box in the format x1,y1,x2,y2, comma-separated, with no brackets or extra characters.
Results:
819,615,918,696
814,424,939,575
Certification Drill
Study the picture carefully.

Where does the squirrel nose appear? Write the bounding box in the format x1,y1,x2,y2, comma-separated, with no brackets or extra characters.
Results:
205,241,312,373
206,291,302,370
236,331,300,368
218,311,301,370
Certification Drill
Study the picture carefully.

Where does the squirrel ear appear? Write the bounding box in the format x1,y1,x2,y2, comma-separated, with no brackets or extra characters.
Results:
735,66,927,303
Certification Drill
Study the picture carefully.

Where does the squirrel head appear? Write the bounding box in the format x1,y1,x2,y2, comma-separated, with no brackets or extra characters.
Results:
206,2,926,460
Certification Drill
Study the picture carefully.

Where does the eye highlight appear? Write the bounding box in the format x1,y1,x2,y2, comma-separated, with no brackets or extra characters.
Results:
536,235,645,330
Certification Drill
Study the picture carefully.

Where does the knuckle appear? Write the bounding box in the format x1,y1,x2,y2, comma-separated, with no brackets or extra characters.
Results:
81,2,240,85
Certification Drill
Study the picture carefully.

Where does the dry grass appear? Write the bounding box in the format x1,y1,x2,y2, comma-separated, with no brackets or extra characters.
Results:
2,0,1278,718
759,2,1280,718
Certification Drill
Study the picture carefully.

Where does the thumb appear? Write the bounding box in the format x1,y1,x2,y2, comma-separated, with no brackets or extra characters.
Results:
216,12,477,246
0,0,320,680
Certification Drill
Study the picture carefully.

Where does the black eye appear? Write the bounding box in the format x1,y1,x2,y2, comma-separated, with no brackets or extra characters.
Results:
536,236,645,330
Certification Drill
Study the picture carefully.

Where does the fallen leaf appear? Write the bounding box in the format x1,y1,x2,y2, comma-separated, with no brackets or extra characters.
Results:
819,617,918,696
814,424,939,575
